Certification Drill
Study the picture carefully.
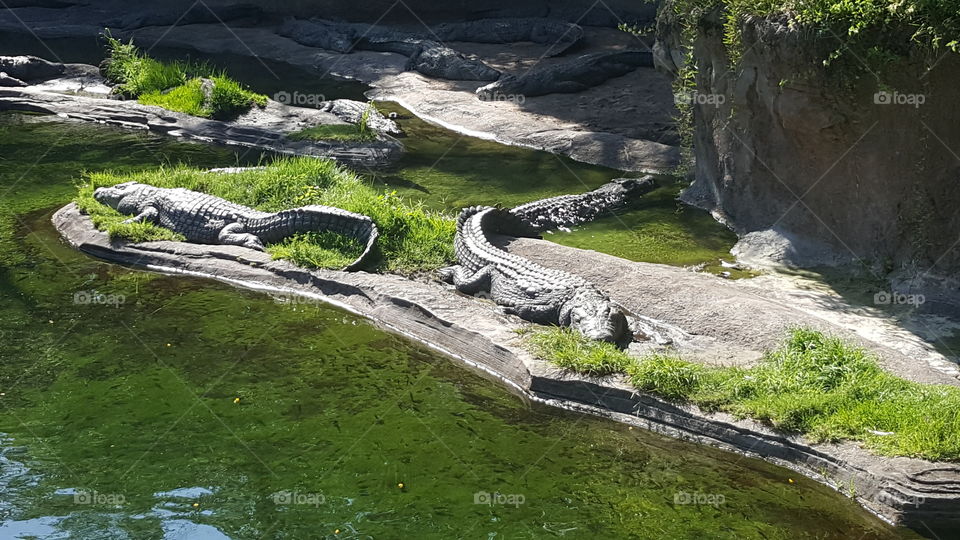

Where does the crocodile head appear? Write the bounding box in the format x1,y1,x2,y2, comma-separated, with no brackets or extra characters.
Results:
611,176,657,197
564,289,628,343
94,182,151,212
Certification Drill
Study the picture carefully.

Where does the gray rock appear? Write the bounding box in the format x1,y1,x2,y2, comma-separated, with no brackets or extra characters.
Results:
277,17,356,53
0,55,64,82
433,18,583,57
320,99,403,135
279,18,500,81
477,50,653,99
0,80,403,169
0,72,27,87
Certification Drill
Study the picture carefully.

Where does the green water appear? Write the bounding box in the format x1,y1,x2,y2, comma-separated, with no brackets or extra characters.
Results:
0,113,919,538
371,103,744,275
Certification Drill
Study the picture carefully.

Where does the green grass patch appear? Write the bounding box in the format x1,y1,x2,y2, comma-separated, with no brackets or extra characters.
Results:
526,326,960,461
288,123,375,143
526,327,632,376
75,156,455,272
101,33,267,119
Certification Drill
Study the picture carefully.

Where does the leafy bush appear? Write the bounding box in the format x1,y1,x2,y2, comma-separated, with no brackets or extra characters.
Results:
75,157,455,272
101,32,267,119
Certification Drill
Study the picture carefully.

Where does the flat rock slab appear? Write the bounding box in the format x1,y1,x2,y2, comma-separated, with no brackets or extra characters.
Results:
119,23,679,172
54,203,960,529
0,84,403,169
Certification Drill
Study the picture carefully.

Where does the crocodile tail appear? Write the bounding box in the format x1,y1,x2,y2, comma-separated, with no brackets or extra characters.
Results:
456,206,489,231
456,205,538,238
246,205,379,271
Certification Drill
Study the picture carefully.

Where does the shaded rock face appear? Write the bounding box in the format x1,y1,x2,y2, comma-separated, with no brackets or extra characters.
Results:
476,51,653,99
204,0,655,25
664,14,960,280
1,55,64,82
278,19,501,81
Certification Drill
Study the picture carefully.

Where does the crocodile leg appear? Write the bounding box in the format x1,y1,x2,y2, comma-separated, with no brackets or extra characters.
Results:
447,264,495,295
217,222,265,250
121,205,159,225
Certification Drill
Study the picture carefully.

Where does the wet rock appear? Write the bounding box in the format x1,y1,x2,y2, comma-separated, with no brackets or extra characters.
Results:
0,55,65,82
320,99,403,136
477,51,653,99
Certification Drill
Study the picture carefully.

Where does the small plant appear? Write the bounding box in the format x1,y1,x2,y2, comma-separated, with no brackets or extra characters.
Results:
288,124,375,143
100,31,267,119
289,102,380,143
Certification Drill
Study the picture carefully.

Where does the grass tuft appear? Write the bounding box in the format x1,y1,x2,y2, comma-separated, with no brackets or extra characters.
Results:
526,326,960,461
527,327,632,376
101,32,267,119
288,124,375,143
75,157,455,272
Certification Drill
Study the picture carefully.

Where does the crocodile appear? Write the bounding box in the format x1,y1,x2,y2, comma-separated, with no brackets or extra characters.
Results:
511,176,656,232
443,206,628,343
93,182,379,271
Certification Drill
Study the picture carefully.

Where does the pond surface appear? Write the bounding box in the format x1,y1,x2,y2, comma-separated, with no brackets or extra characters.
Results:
0,111,917,539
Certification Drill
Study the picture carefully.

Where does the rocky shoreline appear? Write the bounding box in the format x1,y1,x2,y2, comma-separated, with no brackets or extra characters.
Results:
0,58,404,169
53,203,960,531
0,8,680,173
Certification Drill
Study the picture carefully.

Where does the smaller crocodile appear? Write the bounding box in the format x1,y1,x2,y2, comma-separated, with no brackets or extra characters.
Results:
511,176,656,232
443,206,628,343
93,182,379,270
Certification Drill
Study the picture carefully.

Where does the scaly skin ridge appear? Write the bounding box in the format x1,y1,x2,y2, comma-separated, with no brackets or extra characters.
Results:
93,182,378,271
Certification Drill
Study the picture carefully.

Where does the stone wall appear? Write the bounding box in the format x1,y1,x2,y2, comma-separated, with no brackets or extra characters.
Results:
660,7,960,285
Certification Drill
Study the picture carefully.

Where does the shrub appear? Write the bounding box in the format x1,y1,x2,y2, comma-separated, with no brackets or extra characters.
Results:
100,32,267,119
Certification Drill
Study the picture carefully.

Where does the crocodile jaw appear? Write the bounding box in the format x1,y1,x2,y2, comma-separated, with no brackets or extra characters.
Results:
565,290,628,343
93,181,142,210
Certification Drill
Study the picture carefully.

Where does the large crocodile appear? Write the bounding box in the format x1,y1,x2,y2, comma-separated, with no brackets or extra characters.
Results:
93,182,379,271
442,206,628,343
511,176,656,232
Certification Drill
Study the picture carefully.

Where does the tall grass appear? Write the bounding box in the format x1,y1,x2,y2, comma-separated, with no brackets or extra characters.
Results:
75,157,455,272
101,33,267,120
527,326,960,461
